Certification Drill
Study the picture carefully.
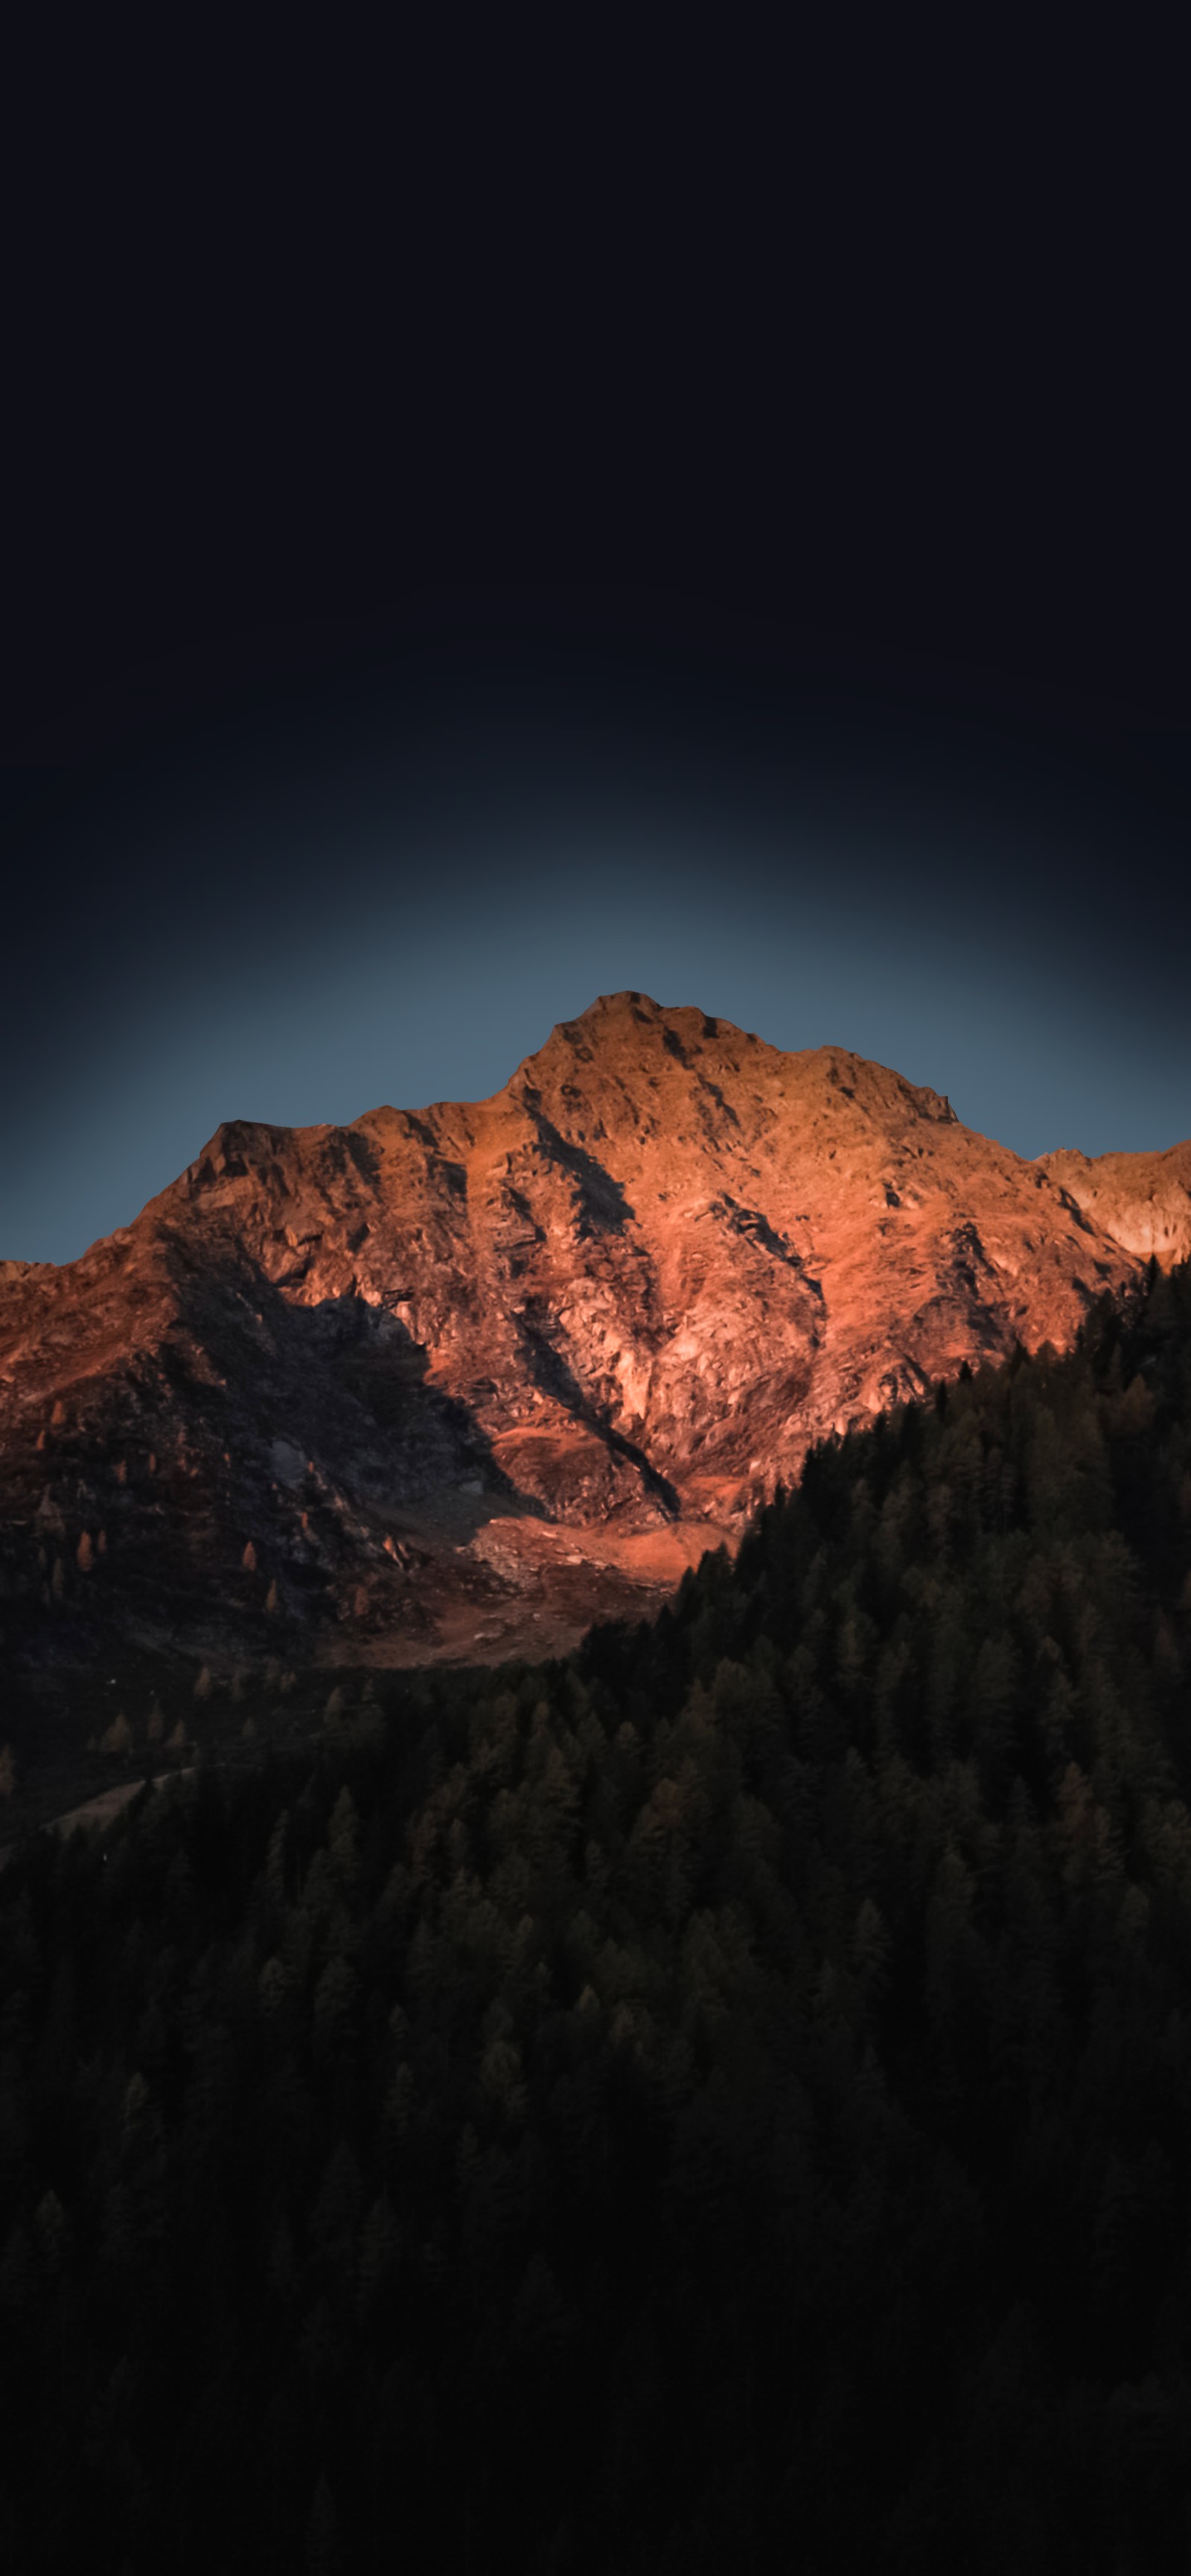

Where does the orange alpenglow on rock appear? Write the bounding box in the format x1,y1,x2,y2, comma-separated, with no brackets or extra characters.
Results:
0,992,1186,1667
1035,1144,1191,1270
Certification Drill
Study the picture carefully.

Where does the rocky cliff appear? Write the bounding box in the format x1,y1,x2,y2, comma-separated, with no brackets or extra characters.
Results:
1036,1141,1191,1270
0,993,1176,1671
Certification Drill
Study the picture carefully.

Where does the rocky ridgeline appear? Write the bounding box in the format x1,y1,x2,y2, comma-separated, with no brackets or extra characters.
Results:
1,992,1187,1673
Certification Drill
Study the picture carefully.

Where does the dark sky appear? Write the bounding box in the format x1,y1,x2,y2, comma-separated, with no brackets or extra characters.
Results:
4,24,1187,1262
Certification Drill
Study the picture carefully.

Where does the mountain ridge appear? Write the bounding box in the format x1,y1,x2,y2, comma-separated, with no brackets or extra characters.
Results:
1,992,1187,1674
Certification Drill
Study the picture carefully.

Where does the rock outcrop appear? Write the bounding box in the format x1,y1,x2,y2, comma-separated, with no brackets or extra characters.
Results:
1036,1141,1191,1271
0,993,1179,1670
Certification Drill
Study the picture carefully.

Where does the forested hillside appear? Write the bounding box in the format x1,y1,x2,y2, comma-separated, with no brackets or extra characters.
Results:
3,1267,1191,2572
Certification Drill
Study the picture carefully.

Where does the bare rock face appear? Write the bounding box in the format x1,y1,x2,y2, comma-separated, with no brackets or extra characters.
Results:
1036,1141,1191,1271
0,992,1176,1671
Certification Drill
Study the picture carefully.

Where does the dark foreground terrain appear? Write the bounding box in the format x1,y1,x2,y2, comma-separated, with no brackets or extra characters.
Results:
2,1265,1191,2571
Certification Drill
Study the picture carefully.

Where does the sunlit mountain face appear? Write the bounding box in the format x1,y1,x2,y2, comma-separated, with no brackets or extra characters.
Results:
1,984,1184,1710
3,619,1189,1271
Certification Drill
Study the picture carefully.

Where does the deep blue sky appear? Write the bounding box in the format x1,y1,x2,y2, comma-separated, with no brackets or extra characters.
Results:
4,623,1188,1266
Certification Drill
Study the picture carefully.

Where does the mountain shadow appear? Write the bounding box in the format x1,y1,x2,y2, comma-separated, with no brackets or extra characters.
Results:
527,1112,635,1237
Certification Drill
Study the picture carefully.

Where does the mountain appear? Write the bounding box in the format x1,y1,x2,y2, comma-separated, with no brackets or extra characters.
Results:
0,992,1179,1673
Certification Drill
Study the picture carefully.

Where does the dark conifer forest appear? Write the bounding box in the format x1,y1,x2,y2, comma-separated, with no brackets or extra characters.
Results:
4,1268,1191,2571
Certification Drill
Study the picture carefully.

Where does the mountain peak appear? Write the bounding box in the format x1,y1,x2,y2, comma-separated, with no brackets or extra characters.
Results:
547,990,743,1052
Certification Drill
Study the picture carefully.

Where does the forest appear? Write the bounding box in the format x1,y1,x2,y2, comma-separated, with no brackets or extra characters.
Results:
3,1265,1191,2572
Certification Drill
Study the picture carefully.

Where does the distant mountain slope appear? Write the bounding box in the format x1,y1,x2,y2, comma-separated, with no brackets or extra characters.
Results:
0,993,1175,1670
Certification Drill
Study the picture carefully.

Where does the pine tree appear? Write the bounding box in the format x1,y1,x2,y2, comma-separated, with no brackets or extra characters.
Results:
33,2191,68,2274
304,2476,342,2576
